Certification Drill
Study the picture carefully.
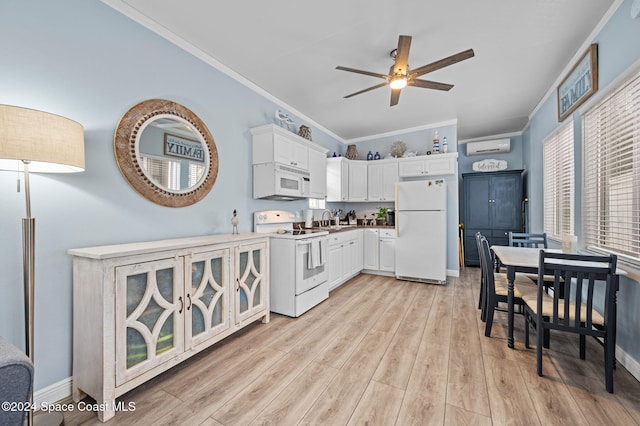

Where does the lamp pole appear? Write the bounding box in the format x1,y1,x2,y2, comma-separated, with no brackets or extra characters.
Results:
22,160,36,426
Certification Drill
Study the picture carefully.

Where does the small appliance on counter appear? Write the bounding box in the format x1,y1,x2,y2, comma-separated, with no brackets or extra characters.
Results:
386,209,395,227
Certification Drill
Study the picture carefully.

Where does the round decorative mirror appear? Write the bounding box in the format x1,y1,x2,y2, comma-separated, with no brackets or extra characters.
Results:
114,99,218,207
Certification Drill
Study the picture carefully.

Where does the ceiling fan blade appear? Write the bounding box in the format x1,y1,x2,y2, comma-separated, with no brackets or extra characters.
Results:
344,81,389,98
336,66,390,80
392,35,412,75
410,48,475,78
390,88,401,106
409,79,454,91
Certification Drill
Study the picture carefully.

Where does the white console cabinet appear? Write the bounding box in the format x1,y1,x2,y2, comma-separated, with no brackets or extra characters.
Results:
69,234,269,422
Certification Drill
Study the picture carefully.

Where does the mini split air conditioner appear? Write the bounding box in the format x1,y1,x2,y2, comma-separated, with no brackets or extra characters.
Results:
466,138,511,156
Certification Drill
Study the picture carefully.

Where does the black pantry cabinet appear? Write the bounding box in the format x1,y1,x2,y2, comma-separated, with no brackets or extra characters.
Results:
462,169,524,266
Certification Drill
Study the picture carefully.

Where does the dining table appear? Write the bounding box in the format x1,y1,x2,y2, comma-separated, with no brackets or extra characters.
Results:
490,245,626,349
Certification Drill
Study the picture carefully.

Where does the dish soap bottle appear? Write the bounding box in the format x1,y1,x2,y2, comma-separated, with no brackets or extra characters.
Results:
432,130,440,154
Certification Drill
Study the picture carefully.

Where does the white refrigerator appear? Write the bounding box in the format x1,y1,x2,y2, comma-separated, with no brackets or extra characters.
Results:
395,180,447,284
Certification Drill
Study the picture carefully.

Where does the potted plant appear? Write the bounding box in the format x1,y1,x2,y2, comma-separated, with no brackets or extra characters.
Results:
375,207,388,226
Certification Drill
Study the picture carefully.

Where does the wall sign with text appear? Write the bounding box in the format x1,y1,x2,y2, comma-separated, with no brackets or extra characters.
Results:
164,133,205,162
557,44,598,122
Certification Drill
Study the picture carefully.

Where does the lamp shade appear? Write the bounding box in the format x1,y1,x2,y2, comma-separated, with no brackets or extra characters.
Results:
0,104,85,173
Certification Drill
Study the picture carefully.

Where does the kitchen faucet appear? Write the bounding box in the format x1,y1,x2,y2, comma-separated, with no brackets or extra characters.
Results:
321,209,334,227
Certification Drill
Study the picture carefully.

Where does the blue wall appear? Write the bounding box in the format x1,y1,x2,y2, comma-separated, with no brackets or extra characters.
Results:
524,0,640,376
0,0,346,390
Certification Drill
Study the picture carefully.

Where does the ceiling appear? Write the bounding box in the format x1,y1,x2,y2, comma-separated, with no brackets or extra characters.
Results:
103,0,615,142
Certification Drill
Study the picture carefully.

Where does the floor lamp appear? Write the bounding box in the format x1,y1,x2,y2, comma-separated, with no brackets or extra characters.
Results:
0,105,85,426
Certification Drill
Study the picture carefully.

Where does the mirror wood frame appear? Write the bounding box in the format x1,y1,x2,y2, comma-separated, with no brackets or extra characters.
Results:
114,99,218,207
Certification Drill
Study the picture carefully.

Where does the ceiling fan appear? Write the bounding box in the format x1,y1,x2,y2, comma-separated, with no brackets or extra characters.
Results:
336,35,475,106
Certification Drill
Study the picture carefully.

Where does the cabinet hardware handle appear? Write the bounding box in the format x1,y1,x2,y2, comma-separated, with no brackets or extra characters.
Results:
186,294,192,311
236,277,240,291
178,296,184,314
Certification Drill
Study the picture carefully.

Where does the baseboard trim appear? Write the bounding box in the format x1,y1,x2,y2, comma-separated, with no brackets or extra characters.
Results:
35,377,72,406
616,345,640,382
447,269,460,277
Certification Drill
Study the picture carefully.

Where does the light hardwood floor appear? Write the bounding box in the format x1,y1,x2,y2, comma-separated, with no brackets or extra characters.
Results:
63,268,640,425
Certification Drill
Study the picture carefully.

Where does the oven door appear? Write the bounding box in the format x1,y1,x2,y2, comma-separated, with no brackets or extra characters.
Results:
295,236,328,294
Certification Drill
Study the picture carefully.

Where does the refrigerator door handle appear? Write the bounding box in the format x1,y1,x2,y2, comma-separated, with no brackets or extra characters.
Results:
396,214,400,237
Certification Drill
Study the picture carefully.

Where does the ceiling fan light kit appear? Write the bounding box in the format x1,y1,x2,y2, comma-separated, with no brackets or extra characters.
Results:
337,35,474,106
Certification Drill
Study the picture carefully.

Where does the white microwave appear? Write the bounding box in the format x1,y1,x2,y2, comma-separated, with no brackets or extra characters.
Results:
253,162,311,200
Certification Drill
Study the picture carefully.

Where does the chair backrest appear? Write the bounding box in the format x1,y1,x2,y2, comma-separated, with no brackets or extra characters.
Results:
478,235,496,298
536,251,617,331
509,232,548,248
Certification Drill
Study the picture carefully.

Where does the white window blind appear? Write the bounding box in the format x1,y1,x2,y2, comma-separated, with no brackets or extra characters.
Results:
583,69,640,265
543,119,574,240
140,156,180,190
188,163,205,187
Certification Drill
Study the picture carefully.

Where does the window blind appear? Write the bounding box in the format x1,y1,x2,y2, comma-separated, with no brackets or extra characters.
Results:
188,163,205,187
543,119,574,241
583,69,640,265
140,156,180,190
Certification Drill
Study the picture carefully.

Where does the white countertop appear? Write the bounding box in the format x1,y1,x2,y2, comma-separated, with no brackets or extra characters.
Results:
68,232,268,260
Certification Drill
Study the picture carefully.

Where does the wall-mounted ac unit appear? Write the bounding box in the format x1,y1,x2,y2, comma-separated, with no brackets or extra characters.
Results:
466,138,511,156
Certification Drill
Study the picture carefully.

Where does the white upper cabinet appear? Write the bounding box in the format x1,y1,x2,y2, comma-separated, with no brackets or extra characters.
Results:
326,157,349,201
367,159,398,202
397,153,457,177
348,161,368,201
273,134,308,169
308,148,327,199
251,124,327,171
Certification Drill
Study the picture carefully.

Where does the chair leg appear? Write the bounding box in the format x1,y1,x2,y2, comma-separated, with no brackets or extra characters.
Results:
480,279,487,322
536,324,544,377
605,335,614,393
580,334,586,360
524,312,530,349
484,297,495,337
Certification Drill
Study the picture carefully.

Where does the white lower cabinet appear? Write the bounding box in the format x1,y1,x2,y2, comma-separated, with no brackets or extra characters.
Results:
379,233,396,272
327,229,363,290
70,234,269,422
363,228,380,270
362,228,396,274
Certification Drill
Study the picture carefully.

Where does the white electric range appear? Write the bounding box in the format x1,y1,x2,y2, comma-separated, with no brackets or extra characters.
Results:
254,210,329,317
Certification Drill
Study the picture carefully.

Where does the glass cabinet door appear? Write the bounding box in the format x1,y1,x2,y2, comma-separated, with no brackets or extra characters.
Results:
235,241,267,324
115,258,184,386
185,249,231,349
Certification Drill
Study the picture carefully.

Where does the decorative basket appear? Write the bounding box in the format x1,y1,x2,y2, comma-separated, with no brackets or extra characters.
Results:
345,144,359,160
298,125,312,141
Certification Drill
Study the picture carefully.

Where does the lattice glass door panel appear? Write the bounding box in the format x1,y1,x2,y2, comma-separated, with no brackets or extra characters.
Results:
235,241,267,324
186,249,231,349
115,258,184,386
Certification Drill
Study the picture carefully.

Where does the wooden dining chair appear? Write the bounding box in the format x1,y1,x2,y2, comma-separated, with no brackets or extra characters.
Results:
508,232,548,248
508,231,558,293
475,232,487,319
478,234,537,337
523,250,618,393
